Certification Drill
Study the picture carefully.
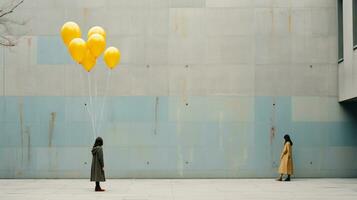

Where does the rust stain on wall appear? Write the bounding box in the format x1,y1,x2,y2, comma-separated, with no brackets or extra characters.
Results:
270,98,277,165
25,126,31,162
270,126,275,143
83,8,89,18
270,99,276,144
174,12,187,38
181,79,188,106
271,8,274,33
82,8,89,25
27,37,31,47
288,10,292,33
49,112,56,147
27,37,31,67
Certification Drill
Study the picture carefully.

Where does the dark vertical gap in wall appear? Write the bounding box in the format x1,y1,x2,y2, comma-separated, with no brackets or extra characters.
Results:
353,0,357,47
2,49,4,96
338,0,344,61
340,100,357,120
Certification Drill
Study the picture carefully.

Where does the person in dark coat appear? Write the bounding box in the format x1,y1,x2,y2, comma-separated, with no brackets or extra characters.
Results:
90,137,106,191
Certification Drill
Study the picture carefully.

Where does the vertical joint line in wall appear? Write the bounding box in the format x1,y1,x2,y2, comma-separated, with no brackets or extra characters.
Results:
3,48,5,96
26,126,31,163
154,96,159,135
18,98,24,166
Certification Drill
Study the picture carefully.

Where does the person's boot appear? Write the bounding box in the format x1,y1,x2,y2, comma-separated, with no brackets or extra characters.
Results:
95,183,105,192
284,175,291,181
276,175,283,181
95,182,105,192
95,187,105,192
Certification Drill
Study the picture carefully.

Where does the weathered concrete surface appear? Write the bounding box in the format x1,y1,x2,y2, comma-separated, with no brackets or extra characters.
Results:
0,0,356,178
0,179,357,200
338,0,357,101
0,96,356,178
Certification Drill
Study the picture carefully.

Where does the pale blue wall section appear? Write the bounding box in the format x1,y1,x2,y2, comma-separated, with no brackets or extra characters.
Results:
37,36,105,65
253,97,292,175
0,96,356,178
37,36,72,65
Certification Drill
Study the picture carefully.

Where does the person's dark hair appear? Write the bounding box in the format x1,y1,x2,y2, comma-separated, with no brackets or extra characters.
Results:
93,137,103,148
283,134,293,146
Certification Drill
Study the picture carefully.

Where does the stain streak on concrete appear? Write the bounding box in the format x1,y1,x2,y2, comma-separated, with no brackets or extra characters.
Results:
270,99,276,144
25,126,31,162
181,79,188,106
49,112,56,147
18,98,24,164
27,38,31,66
270,98,276,165
271,8,274,33
82,8,89,23
154,96,159,135
27,38,31,47
288,9,292,33
174,12,187,38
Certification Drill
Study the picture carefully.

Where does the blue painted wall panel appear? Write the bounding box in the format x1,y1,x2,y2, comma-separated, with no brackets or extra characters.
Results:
37,36,72,65
0,96,356,178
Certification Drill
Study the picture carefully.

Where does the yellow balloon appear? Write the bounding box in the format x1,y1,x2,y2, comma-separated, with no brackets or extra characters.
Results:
88,26,106,40
81,50,96,72
61,21,81,46
68,38,86,63
104,47,121,69
87,33,106,58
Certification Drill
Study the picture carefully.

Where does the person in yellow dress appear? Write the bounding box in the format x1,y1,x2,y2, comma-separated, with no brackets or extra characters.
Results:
276,134,293,181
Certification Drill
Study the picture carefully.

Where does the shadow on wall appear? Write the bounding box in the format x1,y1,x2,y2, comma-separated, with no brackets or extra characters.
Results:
340,100,357,121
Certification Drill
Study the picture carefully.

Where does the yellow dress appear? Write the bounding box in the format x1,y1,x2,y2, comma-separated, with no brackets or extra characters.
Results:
278,141,293,175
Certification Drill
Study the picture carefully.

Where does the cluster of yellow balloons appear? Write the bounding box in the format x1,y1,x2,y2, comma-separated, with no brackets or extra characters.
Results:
60,21,121,72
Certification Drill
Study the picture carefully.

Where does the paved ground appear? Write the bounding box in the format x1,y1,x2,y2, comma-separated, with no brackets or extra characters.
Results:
0,179,356,200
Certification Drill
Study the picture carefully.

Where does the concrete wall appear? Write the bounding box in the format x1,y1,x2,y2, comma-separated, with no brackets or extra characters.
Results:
338,0,357,101
0,0,356,178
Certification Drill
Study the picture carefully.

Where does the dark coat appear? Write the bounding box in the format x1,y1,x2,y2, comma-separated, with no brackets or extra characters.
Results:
90,146,105,182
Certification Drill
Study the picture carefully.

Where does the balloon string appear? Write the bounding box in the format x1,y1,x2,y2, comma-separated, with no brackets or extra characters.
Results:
97,70,111,135
87,72,96,139
94,70,98,136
